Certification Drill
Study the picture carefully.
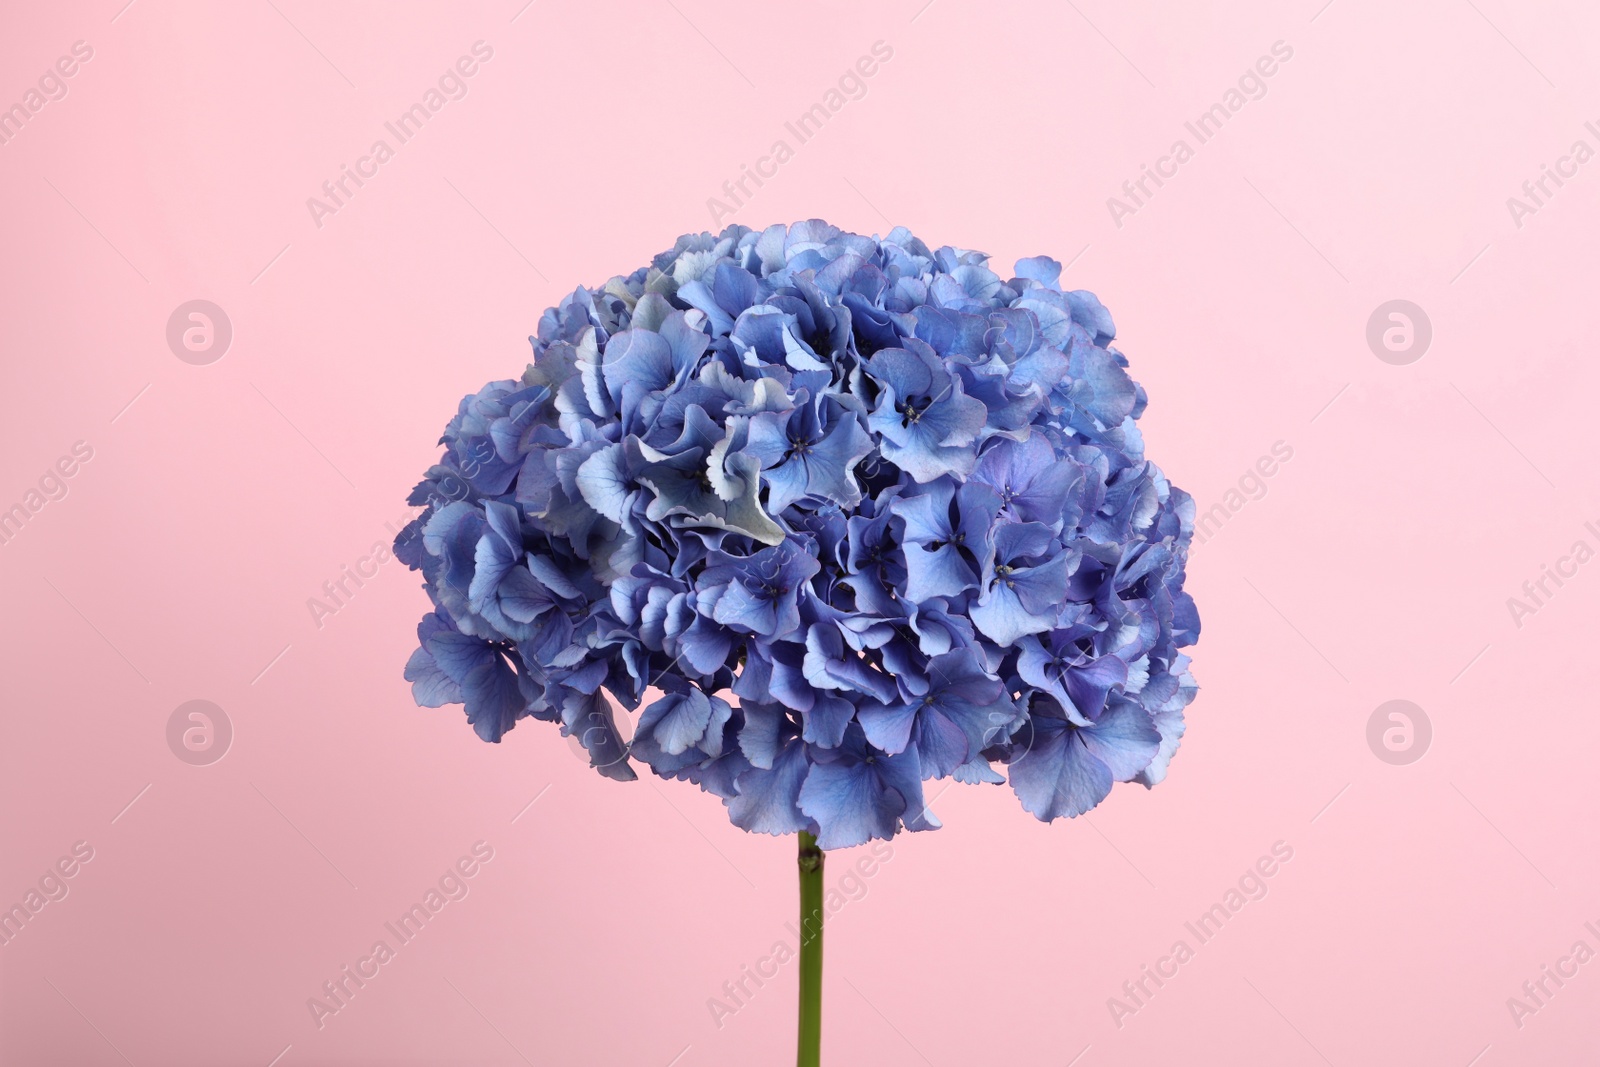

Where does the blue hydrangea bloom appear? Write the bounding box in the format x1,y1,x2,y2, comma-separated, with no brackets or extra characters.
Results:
398,220,1200,849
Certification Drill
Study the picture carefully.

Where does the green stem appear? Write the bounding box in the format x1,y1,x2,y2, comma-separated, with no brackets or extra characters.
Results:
796,831,824,1067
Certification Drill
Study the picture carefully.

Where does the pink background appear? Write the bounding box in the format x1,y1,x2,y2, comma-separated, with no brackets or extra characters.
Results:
3,0,1598,1063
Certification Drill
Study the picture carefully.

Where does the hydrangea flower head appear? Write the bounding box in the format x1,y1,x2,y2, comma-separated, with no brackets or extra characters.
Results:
398,221,1200,849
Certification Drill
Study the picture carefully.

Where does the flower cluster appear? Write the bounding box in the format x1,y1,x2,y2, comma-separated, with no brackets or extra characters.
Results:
397,220,1199,848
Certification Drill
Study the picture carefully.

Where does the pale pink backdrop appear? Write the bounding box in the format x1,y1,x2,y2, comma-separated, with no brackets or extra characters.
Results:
3,0,1598,1063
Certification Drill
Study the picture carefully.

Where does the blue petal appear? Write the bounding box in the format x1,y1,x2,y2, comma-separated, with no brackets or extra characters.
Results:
601,328,676,401
679,615,734,675
638,688,715,756
404,645,462,707
469,529,518,609
761,459,810,513
1008,718,1111,820
712,580,780,638
426,631,495,683
913,708,971,779
561,689,638,781
902,543,977,603
855,701,918,755
1014,255,1062,288
1064,656,1129,721
970,583,1054,646
1080,698,1160,780
893,482,954,544
801,694,855,748
736,702,786,768
525,554,582,600
728,737,813,835
462,653,524,743
798,759,904,849
952,755,1005,785
575,443,631,522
